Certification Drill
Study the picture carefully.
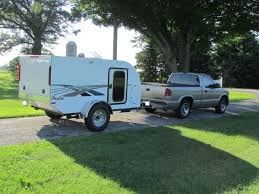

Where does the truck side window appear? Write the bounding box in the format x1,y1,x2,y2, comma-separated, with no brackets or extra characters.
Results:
203,75,215,87
169,74,200,87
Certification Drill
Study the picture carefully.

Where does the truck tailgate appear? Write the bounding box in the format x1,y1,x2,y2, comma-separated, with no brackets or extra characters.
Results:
141,82,170,100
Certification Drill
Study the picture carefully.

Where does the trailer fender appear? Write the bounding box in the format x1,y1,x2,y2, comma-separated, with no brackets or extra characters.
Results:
80,100,112,118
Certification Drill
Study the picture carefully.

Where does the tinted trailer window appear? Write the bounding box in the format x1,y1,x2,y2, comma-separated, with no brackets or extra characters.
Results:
113,71,126,102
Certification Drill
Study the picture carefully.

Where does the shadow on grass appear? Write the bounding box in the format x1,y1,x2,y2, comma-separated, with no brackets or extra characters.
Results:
49,126,258,194
181,112,259,141
37,118,151,139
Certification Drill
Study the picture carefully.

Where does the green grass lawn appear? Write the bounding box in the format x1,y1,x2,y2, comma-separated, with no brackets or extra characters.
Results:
229,90,257,102
0,112,259,193
0,71,44,118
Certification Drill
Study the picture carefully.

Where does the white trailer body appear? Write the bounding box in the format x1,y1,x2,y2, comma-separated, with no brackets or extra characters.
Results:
19,56,141,131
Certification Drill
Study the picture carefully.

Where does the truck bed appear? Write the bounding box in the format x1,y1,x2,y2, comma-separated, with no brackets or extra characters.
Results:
141,82,171,101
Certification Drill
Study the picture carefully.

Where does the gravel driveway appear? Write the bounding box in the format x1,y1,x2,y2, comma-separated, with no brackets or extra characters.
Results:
1,94,259,146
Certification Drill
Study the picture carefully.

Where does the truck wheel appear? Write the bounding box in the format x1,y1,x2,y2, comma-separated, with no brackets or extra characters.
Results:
145,108,156,113
215,97,227,114
176,99,191,119
85,103,110,132
45,111,62,120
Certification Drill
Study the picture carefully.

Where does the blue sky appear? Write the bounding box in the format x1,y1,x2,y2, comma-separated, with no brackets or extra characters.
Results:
0,20,141,66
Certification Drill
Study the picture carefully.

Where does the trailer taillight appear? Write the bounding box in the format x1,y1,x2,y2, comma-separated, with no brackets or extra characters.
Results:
48,66,51,85
18,64,21,81
165,88,172,96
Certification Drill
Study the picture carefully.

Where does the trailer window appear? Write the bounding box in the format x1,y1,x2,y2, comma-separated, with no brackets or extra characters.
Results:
113,71,126,102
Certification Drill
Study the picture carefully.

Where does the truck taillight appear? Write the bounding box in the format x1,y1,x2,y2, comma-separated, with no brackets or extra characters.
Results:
165,88,172,96
18,64,21,81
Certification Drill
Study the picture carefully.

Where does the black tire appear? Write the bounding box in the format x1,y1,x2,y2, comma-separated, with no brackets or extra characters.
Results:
176,99,191,119
45,110,62,120
215,97,228,114
85,103,110,132
145,108,156,113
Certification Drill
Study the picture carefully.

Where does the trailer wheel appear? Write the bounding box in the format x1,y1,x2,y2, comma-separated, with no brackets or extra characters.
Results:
85,103,110,132
176,99,191,119
45,111,62,120
145,108,156,113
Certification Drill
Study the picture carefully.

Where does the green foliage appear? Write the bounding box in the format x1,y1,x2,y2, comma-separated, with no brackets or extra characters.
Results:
136,39,169,83
0,65,8,70
7,57,19,80
0,0,74,54
215,34,259,88
1,112,259,193
190,40,222,80
135,36,220,82
75,0,258,72
136,32,259,88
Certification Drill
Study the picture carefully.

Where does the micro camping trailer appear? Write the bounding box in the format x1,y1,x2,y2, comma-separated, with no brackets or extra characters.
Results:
19,56,141,131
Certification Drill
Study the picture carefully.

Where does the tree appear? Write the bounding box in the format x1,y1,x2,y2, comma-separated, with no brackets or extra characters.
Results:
135,32,259,88
0,0,74,55
7,57,19,80
135,38,169,82
0,65,8,70
136,43,158,82
75,0,258,72
214,33,259,88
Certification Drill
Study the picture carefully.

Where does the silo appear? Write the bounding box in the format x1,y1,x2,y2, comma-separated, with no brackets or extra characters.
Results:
66,41,77,57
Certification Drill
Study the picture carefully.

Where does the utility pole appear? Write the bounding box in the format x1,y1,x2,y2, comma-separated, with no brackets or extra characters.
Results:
113,18,118,60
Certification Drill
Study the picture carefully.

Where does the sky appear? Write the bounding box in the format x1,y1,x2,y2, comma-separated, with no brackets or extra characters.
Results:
0,20,141,66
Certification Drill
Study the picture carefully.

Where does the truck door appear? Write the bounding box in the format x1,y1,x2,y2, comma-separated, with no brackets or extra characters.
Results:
108,69,128,104
201,75,221,107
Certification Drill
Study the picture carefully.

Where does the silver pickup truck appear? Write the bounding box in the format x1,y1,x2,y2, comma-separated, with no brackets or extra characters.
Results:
141,73,229,118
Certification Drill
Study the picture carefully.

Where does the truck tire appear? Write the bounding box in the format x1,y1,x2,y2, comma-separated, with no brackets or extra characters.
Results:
176,99,191,119
85,103,110,132
215,97,228,114
145,108,156,113
45,111,62,120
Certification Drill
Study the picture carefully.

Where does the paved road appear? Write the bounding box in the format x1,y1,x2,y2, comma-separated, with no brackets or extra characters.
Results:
1,91,259,146
1,100,259,146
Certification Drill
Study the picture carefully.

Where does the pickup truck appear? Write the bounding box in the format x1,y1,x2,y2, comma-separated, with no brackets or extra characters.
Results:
141,73,229,118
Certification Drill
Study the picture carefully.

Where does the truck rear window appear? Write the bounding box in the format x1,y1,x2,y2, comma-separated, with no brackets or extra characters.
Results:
169,74,200,87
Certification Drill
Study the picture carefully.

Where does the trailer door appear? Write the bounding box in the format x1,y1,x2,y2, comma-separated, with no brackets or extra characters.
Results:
108,69,128,104
19,56,51,103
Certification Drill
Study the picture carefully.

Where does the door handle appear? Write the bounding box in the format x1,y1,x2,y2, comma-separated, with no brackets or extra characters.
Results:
108,84,112,89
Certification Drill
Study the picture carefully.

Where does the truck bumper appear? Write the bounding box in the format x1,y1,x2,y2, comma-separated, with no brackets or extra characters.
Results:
141,99,179,110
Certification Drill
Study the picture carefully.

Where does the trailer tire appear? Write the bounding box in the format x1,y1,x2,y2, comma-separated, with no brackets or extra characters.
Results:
176,99,192,119
145,108,156,113
45,111,62,120
85,103,110,132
